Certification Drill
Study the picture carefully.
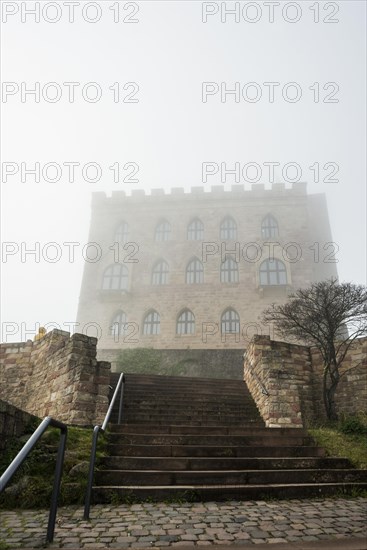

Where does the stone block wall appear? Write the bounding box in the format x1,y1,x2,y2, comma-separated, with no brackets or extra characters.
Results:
244,335,367,427
0,329,111,426
0,400,38,451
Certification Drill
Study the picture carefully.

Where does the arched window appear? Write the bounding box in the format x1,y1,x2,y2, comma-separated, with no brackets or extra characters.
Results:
186,258,204,284
143,310,160,335
155,220,171,242
187,218,204,240
110,310,127,337
221,308,240,334
176,309,195,335
102,264,128,290
259,259,287,285
220,258,239,283
152,260,169,285
220,216,237,240
114,222,129,244
261,215,279,238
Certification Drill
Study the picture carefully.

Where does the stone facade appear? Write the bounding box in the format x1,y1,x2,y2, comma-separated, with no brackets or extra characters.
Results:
76,183,337,359
244,335,367,427
0,329,111,426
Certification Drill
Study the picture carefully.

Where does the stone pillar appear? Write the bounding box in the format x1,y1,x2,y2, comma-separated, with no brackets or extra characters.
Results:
244,336,304,428
0,330,111,426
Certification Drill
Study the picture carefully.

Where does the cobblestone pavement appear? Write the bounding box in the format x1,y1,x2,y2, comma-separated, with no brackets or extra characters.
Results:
0,498,366,548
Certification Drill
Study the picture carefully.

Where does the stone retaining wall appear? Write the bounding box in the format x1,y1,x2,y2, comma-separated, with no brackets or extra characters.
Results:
0,330,111,426
244,335,367,427
0,400,38,451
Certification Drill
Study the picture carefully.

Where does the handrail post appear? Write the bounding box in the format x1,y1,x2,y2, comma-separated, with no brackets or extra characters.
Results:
47,428,67,542
118,375,125,424
84,426,101,520
84,372,125,519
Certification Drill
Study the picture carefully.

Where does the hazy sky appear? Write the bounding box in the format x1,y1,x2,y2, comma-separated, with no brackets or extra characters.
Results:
1,0,366,343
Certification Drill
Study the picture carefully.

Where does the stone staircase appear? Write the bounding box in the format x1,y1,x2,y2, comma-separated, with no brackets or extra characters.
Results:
92,373,367,502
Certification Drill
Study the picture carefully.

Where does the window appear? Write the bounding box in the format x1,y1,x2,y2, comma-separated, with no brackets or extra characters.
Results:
102,264,128,290
155,220,171,242
259,259,287,285
187,218,204,240
114,222,129,244
143,310,160,335
110,310,127,337
152,260,169,285
221,308,240,334
261,215,279,239
220,258,239,283
220,217,237,240
186,258,204,284
176,309,195,335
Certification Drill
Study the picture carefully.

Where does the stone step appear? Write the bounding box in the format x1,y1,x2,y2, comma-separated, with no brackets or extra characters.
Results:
95,468,367,486
92,482,367,503
121,400,256,413
116,415,262,425
122,389,255,397
106,433,315,446
117,373,247,385
120,404,260,412
120,379,252,388
100,456,351,471
121,391,258,398
117,413,262,422
112,420,263,427
120,388,256,397
99,373,367,504
122,383,250,391
106,444,326,457
109,425,299,435
121,394,255,403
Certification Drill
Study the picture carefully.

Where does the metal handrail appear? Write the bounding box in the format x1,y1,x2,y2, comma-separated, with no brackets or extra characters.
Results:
0,416,67,543
84,372,125,519
251,369,270,396
243,352,270,396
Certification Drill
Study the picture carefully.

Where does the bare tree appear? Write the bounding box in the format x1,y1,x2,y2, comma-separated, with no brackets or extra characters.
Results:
262,279,367,420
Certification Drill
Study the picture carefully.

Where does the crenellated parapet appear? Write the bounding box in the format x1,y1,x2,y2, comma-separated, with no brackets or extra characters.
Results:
92,182,307,205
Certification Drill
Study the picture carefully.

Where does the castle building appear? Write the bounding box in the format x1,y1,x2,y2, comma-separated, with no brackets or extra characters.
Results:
76,183,337,367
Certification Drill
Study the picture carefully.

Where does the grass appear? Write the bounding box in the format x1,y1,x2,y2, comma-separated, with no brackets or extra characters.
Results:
309,413,367,469
0,425,106,509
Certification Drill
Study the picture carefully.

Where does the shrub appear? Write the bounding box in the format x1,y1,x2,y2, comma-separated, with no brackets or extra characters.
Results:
339,415,367,435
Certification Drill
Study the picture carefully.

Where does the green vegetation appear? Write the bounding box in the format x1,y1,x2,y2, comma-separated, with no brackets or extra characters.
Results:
117,348,195,377
116,347,235,378
117,347,163,374
309,413,367,469
0,425,106,509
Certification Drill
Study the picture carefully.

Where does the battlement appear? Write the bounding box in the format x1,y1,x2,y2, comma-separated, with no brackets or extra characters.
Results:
92,182,308,205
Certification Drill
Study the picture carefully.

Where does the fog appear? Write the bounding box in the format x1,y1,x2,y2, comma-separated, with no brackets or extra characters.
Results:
1,0,366,343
